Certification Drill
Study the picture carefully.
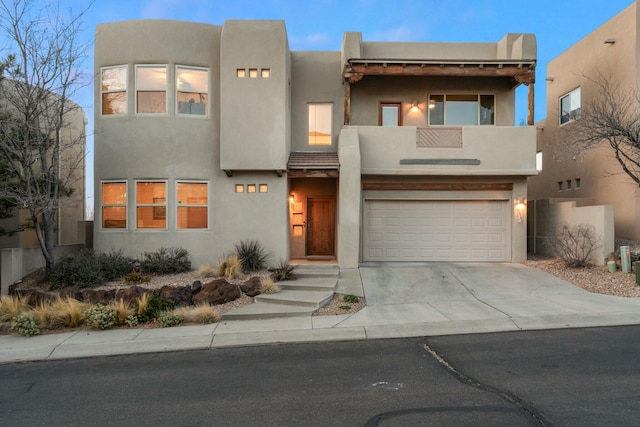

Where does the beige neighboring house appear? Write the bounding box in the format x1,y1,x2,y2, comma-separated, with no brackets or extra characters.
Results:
528,2,638,253
94,20,537,268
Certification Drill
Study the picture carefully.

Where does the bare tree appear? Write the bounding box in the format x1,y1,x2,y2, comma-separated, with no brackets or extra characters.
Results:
0,0,91,273
565,74,640,186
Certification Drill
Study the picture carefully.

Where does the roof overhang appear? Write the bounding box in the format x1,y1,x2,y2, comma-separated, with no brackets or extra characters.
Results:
287,152,340,178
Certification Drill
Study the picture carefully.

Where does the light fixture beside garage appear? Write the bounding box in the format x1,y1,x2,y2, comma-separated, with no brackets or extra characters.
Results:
514,198,527,223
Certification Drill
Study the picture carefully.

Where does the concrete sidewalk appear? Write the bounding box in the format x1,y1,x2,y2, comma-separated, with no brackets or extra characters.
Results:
2,263,640,364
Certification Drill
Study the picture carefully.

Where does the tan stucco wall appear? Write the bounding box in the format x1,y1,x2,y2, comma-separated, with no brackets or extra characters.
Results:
528,3,640,240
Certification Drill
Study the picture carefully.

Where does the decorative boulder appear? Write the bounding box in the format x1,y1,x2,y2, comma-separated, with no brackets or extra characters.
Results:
240,276,262,297
159,285,192,306
115,285,146,304
192,279,240,306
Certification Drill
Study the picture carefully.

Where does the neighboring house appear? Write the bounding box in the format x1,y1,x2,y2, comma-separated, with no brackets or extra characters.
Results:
0,80,86,250
94,20,537,268
528,2,638,246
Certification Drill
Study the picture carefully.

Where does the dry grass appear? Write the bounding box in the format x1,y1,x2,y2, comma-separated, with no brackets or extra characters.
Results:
136,293,150,317
216,255,242,280
173,304,221,324
30,297,90,329
197,263,217,278
0,295,29,321
259,277,281,294
109,298,132,325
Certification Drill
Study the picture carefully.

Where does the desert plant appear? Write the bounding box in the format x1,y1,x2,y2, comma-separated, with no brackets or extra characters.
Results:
136,292,174,323
339,305,352,310
139,247,192,274
546,223,601,267
48,249,105,289
0,295,29,322
125,313,139,327
157,311,182,328
97,250,137,281
173,304,221,324
109,299,133,325
84,304,117,330
11,314,40,336
123,268,151,284
47,297,89,328
271,260,295,281
259,277,281,294
32,300,55,329
235,240,268,273
343,294,360,304
216,255,242,280
197,263,218,278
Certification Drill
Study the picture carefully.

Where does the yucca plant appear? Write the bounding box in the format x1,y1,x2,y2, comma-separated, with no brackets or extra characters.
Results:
235,240,269,273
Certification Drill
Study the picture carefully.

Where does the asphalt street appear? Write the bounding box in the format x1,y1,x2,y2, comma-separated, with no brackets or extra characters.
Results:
1,326,639,426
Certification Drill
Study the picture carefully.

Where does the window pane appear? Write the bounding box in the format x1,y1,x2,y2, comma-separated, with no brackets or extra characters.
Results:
136,66,166,91
136,182,166,204
480,95,495,125
177,183,207,203
560,88,581,124
177,67,208,93
101,67,126,91
429,95,444,125
102,92,126,115
308,104,332,145
381,105,399,126
177,92,208,115
137,207,166,228
102,207,126,229
178,207,208,229
137,92,166,114
102,182,126,204
446,95,478,125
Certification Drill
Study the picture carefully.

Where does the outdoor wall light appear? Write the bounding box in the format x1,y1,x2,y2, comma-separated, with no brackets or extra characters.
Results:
411,100,418,109
289,193,295,203
514,198,527,223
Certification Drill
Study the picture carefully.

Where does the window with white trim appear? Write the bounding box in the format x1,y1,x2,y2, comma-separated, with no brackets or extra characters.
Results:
560,87,581,125
308,103,332,145
176,66,209,116
101,65,127,115
136,181,167,229
136,65,167,114
177,182,208,229
101,181,127,229
428,94,495,125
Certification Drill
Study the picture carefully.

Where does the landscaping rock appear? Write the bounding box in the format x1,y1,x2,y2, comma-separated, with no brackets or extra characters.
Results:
159,284,192,306
240,276,262,297
80,288,116,304
115,285,146,304
192,278,240,306
191,280,202,294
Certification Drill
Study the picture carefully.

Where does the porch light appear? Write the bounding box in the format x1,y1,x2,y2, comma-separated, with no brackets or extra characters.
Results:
514,198,527,223
289,193,295,203
411,100,418,109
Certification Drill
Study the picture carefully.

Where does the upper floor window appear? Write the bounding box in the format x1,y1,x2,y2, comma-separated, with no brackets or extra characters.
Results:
177,182,208,229
428,94,494,126
101,181,127,229
308,103,332,145
101,65,127,115
560,87,581,125
536,151,543,171
136,65,167,114
136,181,167,229
379,102,402,126
176,66,209,116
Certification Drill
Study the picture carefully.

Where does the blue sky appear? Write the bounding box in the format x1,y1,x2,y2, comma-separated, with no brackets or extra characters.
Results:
2,0,636,217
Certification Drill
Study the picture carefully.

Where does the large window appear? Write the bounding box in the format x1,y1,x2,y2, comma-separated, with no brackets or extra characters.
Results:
136,65,167,114
101,181,127,229
428,94,494,126
560,87,581,125
177,182,208,229
136,181,167,229
308,103,332,145
176,66,209,116
101,66,127,115
379,102,402,126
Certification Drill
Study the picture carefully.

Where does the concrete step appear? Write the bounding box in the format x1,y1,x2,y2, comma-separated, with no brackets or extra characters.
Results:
291,264,340,279
278,277,338,291
255,289,334,308
221,303,314,320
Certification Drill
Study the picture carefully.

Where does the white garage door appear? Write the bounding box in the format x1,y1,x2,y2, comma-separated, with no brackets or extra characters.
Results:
363,200,509,262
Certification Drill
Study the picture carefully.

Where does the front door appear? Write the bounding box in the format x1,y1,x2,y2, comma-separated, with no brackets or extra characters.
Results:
306,197,335,256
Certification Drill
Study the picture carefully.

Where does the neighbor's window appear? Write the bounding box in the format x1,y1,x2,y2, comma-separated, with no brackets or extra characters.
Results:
177,182,208,229
101,65,127,115
428,94,495,126
308,103,332,145
101,181,127,229
536,151,543,171
261,68,270,78
176,66,209,116
136,181,167,229
379,102,402,126
560,87,581,125
136,65,167,114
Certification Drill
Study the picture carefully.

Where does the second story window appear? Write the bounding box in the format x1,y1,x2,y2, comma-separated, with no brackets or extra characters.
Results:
379,102,402,126
560,87,581,125
176,66,209,116
136,65,167,114
308,103,332,145
428,94,495,126
101,65,127,115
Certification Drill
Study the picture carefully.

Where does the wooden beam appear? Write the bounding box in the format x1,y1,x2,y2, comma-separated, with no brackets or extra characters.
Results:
362,182,514,191
344,81,351,125
528,82,535,126
288,170,340,178
347,63,534,79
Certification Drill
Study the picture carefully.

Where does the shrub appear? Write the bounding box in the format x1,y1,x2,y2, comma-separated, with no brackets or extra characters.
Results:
140,247,192,274
216,255,242,280
48,249,105,289
173,304,220,324
84,304,117,330
197,263,218,278
109,299,132,326
343,294,360,304
157,311,182,328
136,292,174,323
271,260,295,281
11,314,40,336
259,277,281,294
0,295,29,322
47,297,89,328
123,268,151,284
547,223,600,268
97,250,137,281
125,313,139,327
235,240,269,273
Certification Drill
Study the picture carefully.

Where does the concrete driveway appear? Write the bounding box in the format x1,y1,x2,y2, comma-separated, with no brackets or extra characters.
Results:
335,262,640,333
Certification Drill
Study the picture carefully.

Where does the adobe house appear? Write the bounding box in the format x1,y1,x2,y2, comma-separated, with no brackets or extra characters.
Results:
94,20,536,268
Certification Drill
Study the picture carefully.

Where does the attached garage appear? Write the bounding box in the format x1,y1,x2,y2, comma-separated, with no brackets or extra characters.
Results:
363,199,510,262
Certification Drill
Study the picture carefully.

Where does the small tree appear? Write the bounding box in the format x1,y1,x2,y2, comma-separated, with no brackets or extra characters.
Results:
0,0,91,272
547,223,600,267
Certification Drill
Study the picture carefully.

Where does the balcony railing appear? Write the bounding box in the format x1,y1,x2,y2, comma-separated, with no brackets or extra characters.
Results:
416,127,462,148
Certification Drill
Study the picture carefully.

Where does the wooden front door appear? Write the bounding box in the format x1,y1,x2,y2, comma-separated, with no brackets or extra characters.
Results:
306,197,335,256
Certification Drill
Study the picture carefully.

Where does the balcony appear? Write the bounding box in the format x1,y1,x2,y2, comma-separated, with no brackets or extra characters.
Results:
342,125,537,176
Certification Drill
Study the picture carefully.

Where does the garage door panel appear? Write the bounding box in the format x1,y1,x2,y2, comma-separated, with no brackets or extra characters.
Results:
364,200,509,262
